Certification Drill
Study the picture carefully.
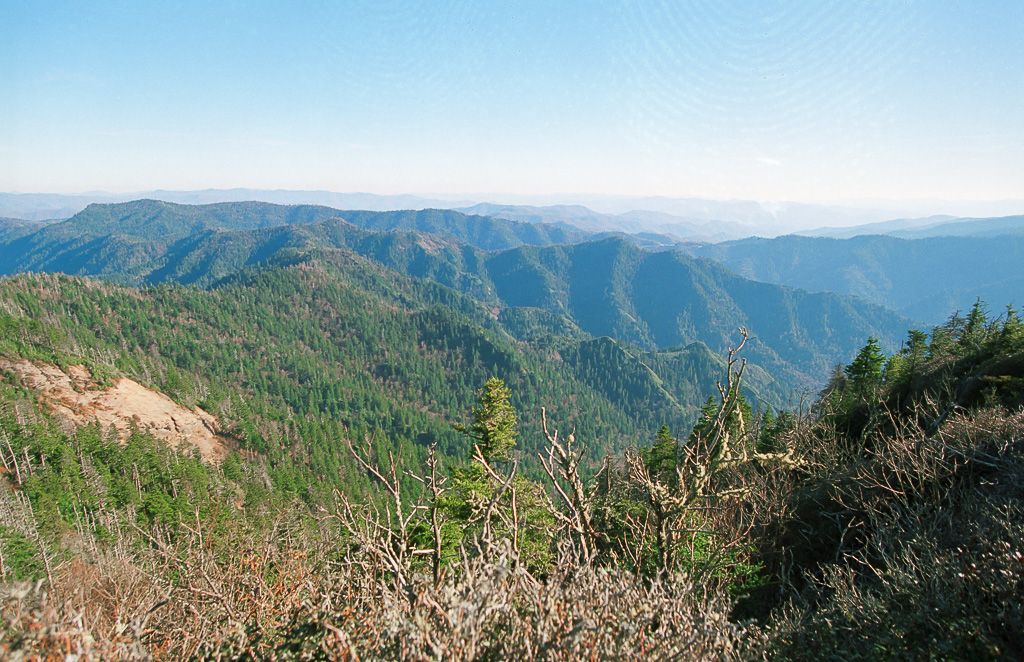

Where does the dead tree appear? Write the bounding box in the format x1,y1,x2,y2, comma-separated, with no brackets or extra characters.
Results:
322,439,448,594
625,328,800,575
538,407,599,566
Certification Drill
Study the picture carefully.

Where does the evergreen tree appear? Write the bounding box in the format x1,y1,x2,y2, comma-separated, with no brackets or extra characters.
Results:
455,377,518,462
446,378,554,571
646,424,678,477
999,305,1023,351
929,312,965,359
887,328,929,386
845,336,886,396
688,393,752,447
757,407,793,454
961,298,989,352
904,329,929,364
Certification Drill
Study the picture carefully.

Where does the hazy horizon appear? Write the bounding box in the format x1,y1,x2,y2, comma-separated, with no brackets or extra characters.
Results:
5,186,1024,208
3,188,1023,237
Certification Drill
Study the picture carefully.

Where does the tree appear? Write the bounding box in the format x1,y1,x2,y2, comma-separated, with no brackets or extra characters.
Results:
887,328,929,386
615,329,799,578
455,377,518,462
646,424,678,478
815,363,849,414
757,406,793,454
961,298,989,352
904,329,929,363
929,312,965,359
448,378,554,571
845,336,886,396
999,305,1023,351
689,393,752,448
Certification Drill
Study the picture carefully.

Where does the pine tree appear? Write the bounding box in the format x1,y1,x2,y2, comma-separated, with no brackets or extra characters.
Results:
646,424,678,477
455,377,518,462
757,406,793,453
845,336,886,396
962,298,989,352
688,393,752,447
999,305,1023,351
887,328,929,386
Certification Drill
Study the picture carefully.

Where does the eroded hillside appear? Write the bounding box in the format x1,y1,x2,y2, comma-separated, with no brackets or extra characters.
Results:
0,358,225,462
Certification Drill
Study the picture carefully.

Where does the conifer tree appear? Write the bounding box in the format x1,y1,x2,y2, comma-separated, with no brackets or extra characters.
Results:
845,336,886,396
646,424,678,477
456,377,518,462
999,304,1023,351
962,298,989,352
689,393,752,446
887,328,929,385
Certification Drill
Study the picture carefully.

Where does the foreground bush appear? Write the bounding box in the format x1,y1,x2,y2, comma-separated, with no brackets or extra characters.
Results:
763,402,1024,660
0,532,759,661
217,543,755,661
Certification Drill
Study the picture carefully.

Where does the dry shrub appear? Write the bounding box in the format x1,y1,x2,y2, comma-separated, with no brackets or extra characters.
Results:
0,579,150,661
3,504,764,661
765,407,1024,660
1,511,332,661
218,541,760,661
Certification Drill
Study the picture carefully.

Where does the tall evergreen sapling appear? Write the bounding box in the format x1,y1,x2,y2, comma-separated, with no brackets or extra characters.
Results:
646,424,679,479
454,377,518,462
844,335,886,396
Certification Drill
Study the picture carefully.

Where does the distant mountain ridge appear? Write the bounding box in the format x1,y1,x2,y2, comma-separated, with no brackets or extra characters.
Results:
0,189,476,221
4,189,1021,238
800,215,1024,239
456,203,749,242
0,200,590,281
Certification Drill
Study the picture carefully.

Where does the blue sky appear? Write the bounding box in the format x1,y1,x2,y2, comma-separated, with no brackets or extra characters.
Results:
2,1,1022,201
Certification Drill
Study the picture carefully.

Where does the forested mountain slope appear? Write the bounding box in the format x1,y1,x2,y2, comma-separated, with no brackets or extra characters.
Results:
3,274,1021,659
0,250,790,489
483,237,912,381
0,200,915,394
0,217,50,243
689,233,1024,324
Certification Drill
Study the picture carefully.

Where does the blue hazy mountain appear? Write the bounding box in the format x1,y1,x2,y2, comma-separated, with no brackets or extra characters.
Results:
688,233,1024,324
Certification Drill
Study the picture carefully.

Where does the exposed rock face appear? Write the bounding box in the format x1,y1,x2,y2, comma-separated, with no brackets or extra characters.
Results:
0,358,225,462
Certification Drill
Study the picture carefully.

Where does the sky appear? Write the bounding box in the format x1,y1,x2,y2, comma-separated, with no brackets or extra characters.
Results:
2,1,1023,203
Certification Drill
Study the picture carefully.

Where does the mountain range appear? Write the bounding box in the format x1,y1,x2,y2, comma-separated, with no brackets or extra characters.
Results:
4,189,1021,239
798,214,1024,239
2,196,1018,469
0,199,915,393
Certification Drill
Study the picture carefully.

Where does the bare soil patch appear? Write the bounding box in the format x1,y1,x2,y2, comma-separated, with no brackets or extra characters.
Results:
0,358,225,461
